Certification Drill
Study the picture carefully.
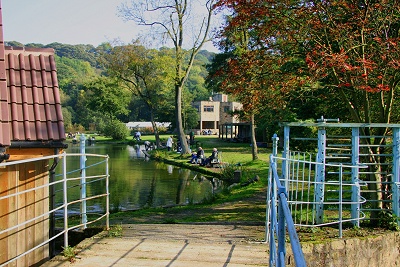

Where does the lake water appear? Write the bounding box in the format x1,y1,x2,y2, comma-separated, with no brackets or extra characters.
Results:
58,142,218,213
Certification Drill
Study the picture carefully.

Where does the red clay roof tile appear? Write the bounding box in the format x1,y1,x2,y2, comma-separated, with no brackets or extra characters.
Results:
4,47,66,145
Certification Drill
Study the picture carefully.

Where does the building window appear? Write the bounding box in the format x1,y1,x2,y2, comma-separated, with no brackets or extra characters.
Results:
194,105,200,112
223,106,230,112
204,105,214,112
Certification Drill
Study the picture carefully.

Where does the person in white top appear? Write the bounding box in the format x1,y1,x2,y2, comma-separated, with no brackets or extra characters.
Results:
166,136,173,151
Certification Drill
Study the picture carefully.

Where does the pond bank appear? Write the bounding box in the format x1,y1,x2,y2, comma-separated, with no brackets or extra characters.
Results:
153,156,224,179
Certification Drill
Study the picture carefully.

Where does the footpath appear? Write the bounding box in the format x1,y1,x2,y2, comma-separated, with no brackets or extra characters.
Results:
42,224,269,267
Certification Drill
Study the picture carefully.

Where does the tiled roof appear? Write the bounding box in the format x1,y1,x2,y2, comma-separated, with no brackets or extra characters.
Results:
0,3,9,146
0,3,65,147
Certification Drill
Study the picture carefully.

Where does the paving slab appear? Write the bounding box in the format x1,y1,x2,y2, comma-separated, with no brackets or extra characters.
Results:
42,224,269,267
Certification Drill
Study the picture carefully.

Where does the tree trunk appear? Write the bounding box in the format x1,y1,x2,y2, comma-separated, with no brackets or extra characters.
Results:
176,84,190,154
250,113,258,160
150,112,161,148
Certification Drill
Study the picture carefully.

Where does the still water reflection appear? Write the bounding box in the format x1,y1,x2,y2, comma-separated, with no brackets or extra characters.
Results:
59,143,218,212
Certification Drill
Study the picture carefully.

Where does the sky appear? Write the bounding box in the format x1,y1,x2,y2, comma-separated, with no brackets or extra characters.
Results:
2,0,218,52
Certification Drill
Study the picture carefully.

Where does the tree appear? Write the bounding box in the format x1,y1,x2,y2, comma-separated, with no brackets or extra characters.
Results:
84,77,131,120
207,20,287,160
215,0,400,215
56,55,99,130
119,0,216,154
102,42,175,147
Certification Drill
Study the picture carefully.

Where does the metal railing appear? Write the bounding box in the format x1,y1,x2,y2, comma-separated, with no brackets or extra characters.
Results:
268,153,367,235
0,152,109,267
266,134,367,266
267,155,307,267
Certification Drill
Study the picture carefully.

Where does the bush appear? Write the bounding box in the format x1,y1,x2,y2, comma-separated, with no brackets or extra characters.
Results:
377,210,400,231
103,120,129,140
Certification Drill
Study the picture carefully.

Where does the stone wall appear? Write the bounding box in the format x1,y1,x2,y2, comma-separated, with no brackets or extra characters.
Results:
285,232,400,267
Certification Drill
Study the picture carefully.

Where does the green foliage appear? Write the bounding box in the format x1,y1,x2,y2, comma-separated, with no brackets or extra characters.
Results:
152,150,170,160
84,77,131,119
220,163,241,183
183,105,199,131
220,162,259,185
377,210,400,231
103,120,129,140
56,55,97,88
62,245,77,262
107,224,123,237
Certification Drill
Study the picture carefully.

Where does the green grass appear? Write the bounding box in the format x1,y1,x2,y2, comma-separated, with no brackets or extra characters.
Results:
108,179,267,225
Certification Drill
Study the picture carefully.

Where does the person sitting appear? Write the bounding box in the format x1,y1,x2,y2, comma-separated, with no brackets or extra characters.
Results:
202,148,218,166
190,152,198,163
190,147,204,164
144,141,152,151
135,131,141,141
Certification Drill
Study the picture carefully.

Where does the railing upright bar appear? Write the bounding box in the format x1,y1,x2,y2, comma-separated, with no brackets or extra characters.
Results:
269,189,277,266
277,189,286,267
62,153,69,248
80,134,87,229
339,164,343,238
266,166,272,242
351,127,360,226
392,128,400,226
269,155,278,266
106,155,110,230
267,134,280,242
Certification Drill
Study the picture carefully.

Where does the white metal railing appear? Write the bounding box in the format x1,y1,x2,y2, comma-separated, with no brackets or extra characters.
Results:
267,152,367,240
268,155,307,267
0,152,109,267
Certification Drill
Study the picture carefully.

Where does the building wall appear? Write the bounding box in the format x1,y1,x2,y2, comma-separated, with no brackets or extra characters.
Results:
0,149,53,266
219,102,242,125
193,100,221,134
192,94,242,135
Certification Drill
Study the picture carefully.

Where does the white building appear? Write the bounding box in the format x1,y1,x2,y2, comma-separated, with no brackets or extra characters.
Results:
126,122,171,131
192,94,242,135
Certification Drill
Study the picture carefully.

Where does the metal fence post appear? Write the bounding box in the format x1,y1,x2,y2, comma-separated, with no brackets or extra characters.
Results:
80,134,87,229
63,153,69,248
283,126,290,189
392,128,400,225
315,125,326,224
272,133,279,157
106,155,110,230
351,127,360,226
277,188,286,267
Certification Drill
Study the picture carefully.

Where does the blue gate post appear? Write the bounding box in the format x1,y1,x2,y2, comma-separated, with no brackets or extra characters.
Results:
80,133,87,229
351,127,361,226
266,134,280,242
272,133,279,157
393,128,400,225
282,126,290,189
315,124,326,224
272,134,279,224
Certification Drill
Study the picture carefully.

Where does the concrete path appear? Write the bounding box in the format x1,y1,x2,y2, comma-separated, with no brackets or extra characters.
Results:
42,224,269,267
